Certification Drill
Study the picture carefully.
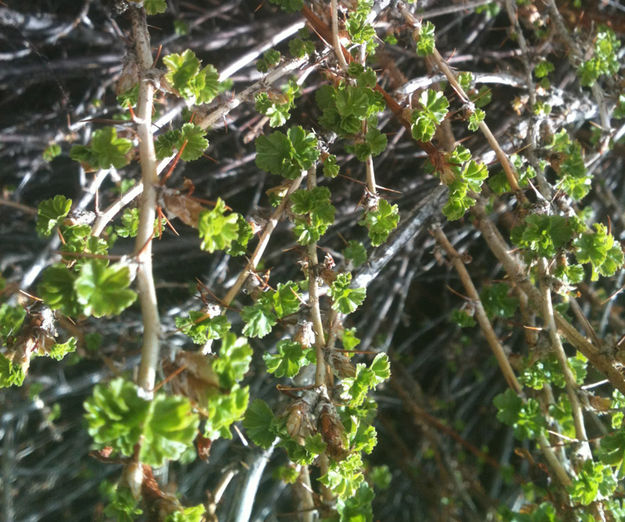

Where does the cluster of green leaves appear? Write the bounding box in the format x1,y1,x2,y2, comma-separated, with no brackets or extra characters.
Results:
410,89,449,142
438,145,488,221
114,207,166,239
511,214,581,259
316,82,385,137
290,186,336,244
84,377,199,466
255,125,320,179
546,130,592,201
288,28,315,58
197,198,252,255
359,199,399,246
256,49,281,73
155,122,208,161
329,273,366,314
520,352,587,390
39,260,136,318
577,27,621,87
70,127,133,170
175,311,230,344
457,72,492,109
163,49,221,105
480,283,518,319
568,460,617,505
340,353,390,407
416,21,436,56
488,153,536,195
255,78,301,127
493,389,546,441
241,281,302,338
263,339,315,378
345,0,378,54
574,223,624,281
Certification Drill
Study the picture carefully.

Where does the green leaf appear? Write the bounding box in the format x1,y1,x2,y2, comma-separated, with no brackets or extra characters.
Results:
575,224,624,280
468,109,485,131
289,35,315,57
512,214,576,258
70,127,132,170
165,505,206,522
163,50,221,104
0,303,26,342
568,460,617,505
36,195,72,237
243,399,276,449
38,264,82,317
577,28,621,87
263,339,314,378
416,21,436,56
410,90,449,142
203,385,249,439
84,378,151,457
144,0,167,14
493,389,546,440
480,283,518,319
291,186,335,244
155,123,208,161
272,282,301,318
176,311,231,344
336,481,375,522
323,154,340,178
43,143,61,162
343,240,367,268
329,273,366,314
48,337,77,361
0,354,25,388
534,60,554,78
243,399,278,449
197,198,240,253
227,214,254,257
255,126,319,179
346,1,377,53
341,327,361,351
213,333,252,389
256,49,281,73
101,483,143,522
241,295,277,338
341,353,390,407
360,199,399,246
319,453,365,501
599,430,625,477
74,260,137,318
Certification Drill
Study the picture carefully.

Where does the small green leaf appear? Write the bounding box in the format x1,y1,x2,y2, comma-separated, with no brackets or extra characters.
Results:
256,49,281,73
48,337,77,361
203,385,249,440
176,311,231,344
165,505,206,522
36,195,72,237
198,198,240,253
0,354,25,388
155,123,208,161
360,199,399,246
70,127,132,170
341,353,390,407
241,295,277,338
213,333,252,389
144,0,167,14
163,50,221,104
319,453,365,500
263,339,314,378
38,264,82,317
323,154,340,178
468,109,485,131
272,282,301,318
329,273,366,314
416,21,436,56
0,303,26,342
74,260,137,318
243,399,278,449
43,144,61,162
343,240,367,268
480,283,518,319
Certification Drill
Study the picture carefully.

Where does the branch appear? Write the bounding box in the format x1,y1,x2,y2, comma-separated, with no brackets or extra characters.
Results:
431,224,522,393
130,6,160,394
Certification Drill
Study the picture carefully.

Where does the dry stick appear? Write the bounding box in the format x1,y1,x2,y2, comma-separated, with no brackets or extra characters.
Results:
130,6,161,394
397,2,522,196
537,259,591,459
430,225,521,394
472,203,625,395
222,174,305,307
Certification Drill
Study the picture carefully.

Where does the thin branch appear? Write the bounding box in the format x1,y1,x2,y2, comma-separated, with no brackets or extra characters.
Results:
130,6,161,394
331,0,349,72
430,224,521,394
